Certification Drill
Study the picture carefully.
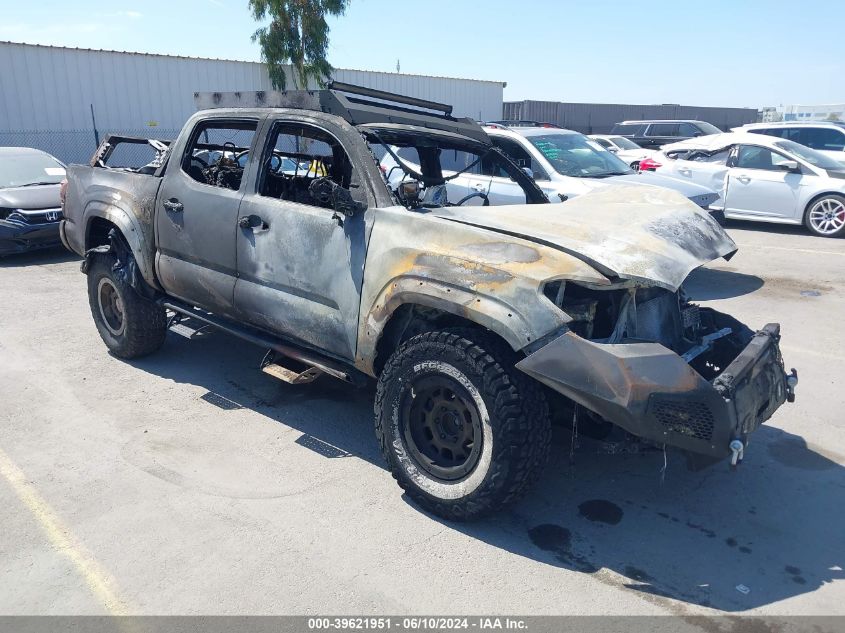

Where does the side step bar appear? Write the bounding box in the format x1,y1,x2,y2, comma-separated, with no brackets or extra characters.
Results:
260,350,323,385
167,312,215,339
160,299,365,386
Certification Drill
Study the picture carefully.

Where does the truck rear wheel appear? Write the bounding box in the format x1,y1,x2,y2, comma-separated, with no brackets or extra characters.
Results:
375,330,550,520
86,254,167,359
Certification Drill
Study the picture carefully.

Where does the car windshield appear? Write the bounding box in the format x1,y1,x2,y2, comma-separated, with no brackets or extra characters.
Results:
774,139,845,170
610,136,641,150
527,133,634,177
697,122,722,135
1,153,66,188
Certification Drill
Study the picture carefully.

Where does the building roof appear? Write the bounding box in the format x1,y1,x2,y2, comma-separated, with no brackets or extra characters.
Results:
0,40,506,86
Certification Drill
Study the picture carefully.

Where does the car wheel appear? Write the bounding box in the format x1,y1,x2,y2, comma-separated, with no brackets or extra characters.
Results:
375,330,551,521
87,253,167,358
630,161,640,171
804,194,845,237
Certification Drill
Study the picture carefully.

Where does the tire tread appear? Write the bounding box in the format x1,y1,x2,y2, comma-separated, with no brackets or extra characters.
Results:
375,329,550,521
87,253,167,359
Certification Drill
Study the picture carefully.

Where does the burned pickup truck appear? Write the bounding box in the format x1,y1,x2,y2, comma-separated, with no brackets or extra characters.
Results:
61,83,796,520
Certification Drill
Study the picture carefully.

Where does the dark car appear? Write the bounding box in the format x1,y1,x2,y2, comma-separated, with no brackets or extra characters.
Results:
610,120,722,149
0,147,66,256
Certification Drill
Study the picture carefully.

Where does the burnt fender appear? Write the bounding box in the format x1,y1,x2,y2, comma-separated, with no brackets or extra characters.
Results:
84,202,159,290
81,229,157,300
356,276,567,376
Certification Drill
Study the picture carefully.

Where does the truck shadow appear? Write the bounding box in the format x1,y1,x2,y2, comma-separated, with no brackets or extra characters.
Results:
0,247,79,268
430,425,845,613
129,331,844,613
128,331,384,467
683,266,764,300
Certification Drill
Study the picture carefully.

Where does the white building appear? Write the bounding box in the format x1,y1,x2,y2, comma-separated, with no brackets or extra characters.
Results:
0,41,505,164
762,104,845,123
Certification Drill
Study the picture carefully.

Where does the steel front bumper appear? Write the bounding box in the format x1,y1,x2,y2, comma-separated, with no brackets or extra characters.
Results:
516,324,792,463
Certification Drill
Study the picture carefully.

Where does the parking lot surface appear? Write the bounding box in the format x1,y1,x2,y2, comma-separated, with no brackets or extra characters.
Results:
1,221,843,617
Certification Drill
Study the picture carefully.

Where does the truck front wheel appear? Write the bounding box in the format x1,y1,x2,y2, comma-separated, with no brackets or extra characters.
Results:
86,254,167,359
375,330,550,520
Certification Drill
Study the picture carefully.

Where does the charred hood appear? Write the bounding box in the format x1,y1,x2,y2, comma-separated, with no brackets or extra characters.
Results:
430,185,737,291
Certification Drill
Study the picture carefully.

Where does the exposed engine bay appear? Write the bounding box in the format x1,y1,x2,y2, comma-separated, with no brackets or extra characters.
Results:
544,280,752,378
521,279,795,468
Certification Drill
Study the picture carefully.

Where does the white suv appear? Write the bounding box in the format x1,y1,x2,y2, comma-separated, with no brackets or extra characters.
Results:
733,122,845,166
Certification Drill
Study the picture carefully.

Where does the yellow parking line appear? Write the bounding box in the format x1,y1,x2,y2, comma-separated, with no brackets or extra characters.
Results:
734,243,845,257
0,446,130,615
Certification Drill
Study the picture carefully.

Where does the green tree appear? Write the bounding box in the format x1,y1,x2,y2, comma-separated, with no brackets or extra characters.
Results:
249,0,349,90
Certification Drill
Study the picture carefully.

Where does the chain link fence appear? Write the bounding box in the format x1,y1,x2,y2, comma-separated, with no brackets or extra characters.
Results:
0,128,181,166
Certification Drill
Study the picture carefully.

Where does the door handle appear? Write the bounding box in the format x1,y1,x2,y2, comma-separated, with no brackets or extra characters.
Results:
239,214,268,230
736,175,751,184
678,168,691,176
163,199,183,212
472,183,487,192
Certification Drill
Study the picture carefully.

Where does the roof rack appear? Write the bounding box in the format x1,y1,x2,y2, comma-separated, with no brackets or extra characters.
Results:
193,81,490,143
485,120,562,129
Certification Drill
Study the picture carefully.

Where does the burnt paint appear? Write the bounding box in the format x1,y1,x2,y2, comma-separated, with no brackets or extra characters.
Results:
431,185,738,292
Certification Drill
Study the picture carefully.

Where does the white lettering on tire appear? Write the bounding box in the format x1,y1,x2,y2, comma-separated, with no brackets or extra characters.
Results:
389,361,493,500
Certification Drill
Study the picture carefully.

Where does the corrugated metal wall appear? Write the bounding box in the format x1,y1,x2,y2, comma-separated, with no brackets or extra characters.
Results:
0,41,503,164
502,101,759,134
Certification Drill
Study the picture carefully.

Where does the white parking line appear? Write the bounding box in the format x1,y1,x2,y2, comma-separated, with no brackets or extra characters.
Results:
735,243,845,257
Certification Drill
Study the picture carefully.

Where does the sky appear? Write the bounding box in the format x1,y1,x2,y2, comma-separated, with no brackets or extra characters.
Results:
1,0,842,108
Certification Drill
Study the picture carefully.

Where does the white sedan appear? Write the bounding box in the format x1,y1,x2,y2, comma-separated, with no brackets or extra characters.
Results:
588,134,657,171
654,132,845,237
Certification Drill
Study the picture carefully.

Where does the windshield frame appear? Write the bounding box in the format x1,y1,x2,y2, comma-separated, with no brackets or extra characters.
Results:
360,125,550,207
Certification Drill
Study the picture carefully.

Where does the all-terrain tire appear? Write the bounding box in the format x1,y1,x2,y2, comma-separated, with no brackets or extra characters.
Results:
86,254,167,359
375,330,551,521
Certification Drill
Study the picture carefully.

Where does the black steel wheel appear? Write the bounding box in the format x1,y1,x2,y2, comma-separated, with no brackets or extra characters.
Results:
375,330,551,521
402,375,484,481
87,253,167,359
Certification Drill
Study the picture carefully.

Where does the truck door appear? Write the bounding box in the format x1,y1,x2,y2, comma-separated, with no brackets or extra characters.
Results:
155,117,260,314
233,119,369,360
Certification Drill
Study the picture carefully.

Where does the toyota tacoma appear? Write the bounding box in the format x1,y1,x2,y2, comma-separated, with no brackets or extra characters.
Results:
60,83,796,520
